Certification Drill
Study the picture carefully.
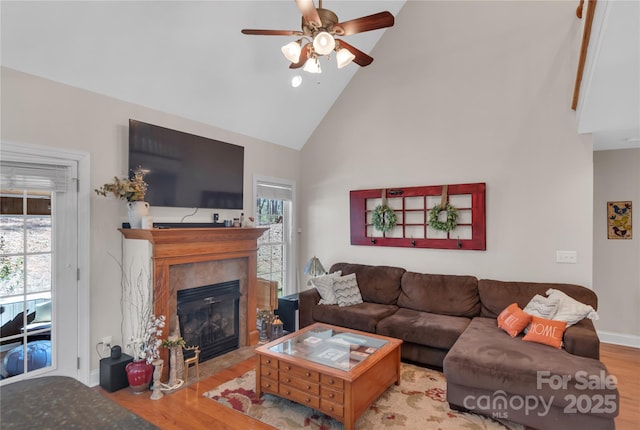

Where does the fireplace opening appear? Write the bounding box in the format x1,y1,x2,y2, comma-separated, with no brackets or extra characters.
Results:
177,280,240,362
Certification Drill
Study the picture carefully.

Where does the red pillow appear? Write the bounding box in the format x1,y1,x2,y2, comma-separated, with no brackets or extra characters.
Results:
497,303,532,337
523,316,567,349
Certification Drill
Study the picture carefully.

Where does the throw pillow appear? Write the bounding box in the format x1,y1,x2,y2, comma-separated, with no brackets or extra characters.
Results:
497,303,532,337
333,273,363,307
523,294,559,319
523,316,567,349
546,288,599,327
311,271,342,305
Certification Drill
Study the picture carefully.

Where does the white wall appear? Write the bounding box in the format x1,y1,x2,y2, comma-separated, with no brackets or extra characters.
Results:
1,67,301,374
593,149,640,346
300,1,593,285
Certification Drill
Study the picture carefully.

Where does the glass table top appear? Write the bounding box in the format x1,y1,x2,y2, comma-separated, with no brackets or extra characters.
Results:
268,325,388,371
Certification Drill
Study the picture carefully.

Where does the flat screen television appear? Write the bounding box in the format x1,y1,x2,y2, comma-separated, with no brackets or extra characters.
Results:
128,119,244,209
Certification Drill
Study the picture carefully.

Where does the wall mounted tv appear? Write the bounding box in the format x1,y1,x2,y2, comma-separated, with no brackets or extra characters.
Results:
128,119,244,209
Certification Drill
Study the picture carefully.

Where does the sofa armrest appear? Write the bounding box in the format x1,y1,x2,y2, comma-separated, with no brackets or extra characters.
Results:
563,318,600,360
299,288,320,328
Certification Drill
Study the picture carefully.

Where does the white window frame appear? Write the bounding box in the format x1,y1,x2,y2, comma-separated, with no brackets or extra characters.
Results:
253,175,297,296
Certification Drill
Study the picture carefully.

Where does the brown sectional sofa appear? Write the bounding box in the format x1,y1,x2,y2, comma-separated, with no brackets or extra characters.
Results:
299,262,619,430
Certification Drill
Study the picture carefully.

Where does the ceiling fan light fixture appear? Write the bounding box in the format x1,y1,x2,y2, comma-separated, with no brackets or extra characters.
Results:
312,31,335,56
281,40,302,63
336,48,355,69
303,57,322,74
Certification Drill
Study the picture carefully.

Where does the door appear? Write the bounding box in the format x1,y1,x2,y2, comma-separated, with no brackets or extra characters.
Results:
0,152,79,383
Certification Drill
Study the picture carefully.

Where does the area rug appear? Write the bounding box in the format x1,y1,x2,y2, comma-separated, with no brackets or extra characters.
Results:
204,363,524,430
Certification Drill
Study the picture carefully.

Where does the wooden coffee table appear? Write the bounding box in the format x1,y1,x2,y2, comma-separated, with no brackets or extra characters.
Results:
255,323,402,430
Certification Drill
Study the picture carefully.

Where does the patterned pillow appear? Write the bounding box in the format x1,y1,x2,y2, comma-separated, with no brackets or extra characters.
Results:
310,271,342,305
523,294,559,319
333,273,363,307
546,288,599,327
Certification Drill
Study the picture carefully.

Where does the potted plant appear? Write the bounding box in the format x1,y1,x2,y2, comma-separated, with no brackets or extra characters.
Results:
95,166,150,228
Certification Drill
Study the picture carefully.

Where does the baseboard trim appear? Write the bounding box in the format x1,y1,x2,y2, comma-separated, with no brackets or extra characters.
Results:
598,330,640,348
89,369,100,387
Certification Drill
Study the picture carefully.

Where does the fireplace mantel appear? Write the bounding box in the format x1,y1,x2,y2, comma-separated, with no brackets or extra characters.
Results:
119,226,267,376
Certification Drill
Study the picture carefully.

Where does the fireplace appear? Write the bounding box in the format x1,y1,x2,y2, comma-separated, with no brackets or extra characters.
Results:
119,226,268,379
177,280,240,361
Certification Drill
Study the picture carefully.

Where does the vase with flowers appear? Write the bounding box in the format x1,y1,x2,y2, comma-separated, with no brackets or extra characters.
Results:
125,314,165,394
95,166,150,228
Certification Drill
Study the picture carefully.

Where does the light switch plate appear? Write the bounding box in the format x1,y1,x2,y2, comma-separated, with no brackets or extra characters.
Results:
556,250,577,264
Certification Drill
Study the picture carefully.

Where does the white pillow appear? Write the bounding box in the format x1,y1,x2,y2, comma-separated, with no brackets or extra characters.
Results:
546,288,599,327
311,271,342,305
333,273,363,307
523,294,559,319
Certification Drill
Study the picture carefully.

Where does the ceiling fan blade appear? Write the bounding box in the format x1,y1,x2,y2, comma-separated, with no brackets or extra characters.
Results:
334,11,394,36
335,39,373,67
289,43,311,69
241,29,304,36
295,0,321,27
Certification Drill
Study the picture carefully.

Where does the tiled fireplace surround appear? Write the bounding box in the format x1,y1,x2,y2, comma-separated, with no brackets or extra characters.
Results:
120,227,267,379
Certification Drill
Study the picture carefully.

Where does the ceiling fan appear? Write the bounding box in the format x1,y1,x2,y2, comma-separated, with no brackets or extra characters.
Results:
241,0,395,73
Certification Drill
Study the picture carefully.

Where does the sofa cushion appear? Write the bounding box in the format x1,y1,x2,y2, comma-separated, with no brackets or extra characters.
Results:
397,272,480,317
330,263,405,305
312,302,398,333
444,317,618,413
376,308,471,350
478,279,598,318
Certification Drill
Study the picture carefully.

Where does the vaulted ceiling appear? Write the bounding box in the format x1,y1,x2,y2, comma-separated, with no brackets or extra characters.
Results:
2,1,637,151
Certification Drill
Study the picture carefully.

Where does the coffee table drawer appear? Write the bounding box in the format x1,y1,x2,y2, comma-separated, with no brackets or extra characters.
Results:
279,385,320,409
260,365,278,380
321,374,344,389
260,377,278,393
280,374,320,394
280,363,320,382
321,385,344,403
261,356,278,369
320,399,344,419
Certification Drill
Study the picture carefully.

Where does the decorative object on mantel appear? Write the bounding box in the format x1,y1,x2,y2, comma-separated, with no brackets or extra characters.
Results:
350,183,486,250
607,201,632,239
428,185,458,232
372,189,397,233
95,166,150,228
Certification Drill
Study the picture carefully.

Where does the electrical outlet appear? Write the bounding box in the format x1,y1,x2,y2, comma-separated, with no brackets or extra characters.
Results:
102,336,113,348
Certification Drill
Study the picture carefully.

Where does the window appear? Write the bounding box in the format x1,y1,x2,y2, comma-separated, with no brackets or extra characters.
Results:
254,178,295,297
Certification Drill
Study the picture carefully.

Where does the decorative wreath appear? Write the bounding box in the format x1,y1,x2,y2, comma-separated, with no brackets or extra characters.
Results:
372,205,397,233
428,203,458,232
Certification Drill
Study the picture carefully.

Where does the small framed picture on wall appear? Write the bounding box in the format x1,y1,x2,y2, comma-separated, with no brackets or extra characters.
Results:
607,201,632,239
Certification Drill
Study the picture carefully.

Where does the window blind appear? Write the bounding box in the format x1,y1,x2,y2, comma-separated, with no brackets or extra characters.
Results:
256,181,293,202
0,161,70,192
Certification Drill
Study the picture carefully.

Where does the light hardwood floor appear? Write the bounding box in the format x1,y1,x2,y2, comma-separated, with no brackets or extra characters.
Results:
100,343,639,430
